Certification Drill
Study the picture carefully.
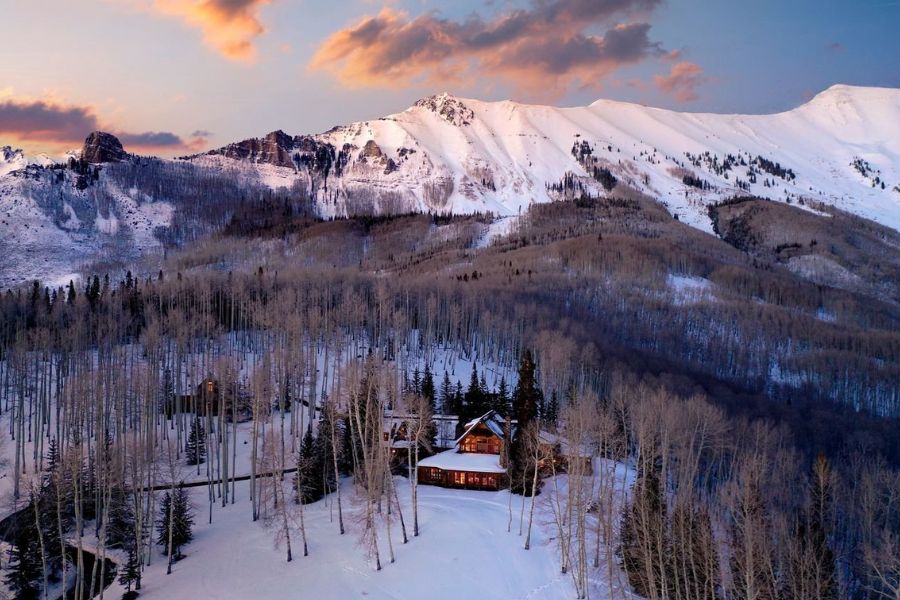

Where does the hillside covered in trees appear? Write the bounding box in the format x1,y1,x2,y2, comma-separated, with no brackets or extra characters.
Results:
0,183,897,599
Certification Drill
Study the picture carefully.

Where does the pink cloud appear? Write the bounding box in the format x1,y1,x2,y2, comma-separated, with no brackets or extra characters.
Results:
309,0,667,100
653,61,709,102
0,97,206,153
150,0,272,61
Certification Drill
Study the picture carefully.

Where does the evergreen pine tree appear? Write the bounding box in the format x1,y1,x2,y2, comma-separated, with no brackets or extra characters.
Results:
421,364,436,412
118,546,142,593
106,487,137,551
412,368,421,396
5,495,43,600
463,364,487,423
439,371,453,414
512,350,540,426
493,377,510,416
337,416,355,475
185,418,207,466
295,426,325,504
544,390,559,424
156,485,194,560
509,350,542,495
45,438,60,474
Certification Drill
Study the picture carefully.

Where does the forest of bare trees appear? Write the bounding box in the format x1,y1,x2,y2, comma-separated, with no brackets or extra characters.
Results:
0,193,897,599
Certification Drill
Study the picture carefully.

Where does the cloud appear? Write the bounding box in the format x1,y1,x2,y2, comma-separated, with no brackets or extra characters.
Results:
0,99,99,143
653,61,709,102
148,0,272,61
309,0,666,99
0,97,206,153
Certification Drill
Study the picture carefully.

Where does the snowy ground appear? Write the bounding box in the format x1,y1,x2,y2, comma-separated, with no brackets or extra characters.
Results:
104,478,596,600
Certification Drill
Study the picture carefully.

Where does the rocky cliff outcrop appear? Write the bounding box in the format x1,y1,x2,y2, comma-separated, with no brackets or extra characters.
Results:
209,130,295,168
82,132,127,164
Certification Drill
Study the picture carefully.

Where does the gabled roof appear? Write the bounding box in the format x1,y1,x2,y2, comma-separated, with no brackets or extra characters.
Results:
455,410,512,446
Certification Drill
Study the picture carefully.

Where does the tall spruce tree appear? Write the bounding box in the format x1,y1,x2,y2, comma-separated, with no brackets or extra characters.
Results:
5,494,43,600
463,364,487,423
493,377,510,416
509,350,542,496
439,371,453,414
118,547,142,594
295,425,325,504
156,485,194,560
421,364,436,412
185,418,207,466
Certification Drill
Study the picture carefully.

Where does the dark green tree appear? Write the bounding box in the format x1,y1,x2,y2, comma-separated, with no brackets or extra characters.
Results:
294,426,325,504
421,364,436,411
156,485,194,561
5,494,43,600
509,350,542,495
463,364,488,423
492,377,510,416
438,371,453,414
185,418,207,466
118,546,142,593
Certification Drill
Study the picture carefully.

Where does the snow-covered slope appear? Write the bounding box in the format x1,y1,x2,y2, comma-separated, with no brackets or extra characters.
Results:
2,84,898,287
0,155,173,288
192,84,900,233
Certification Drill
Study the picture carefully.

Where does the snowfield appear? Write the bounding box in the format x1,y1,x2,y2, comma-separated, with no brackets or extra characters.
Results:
2,84,898,287
103,479,588,600
190,84,900,232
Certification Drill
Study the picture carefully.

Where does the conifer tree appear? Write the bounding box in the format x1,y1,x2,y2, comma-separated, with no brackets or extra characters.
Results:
439,371,453,414
463,364,487,423
421,364,436,411
493,377,510,416
295,425,325,504
5,495,43,600
118,547,142,594
509,350,541,495
156,486,194,561
185,418,207,466
544,390,559,424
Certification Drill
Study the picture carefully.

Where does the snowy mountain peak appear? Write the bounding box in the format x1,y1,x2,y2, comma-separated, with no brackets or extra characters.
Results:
0,146,27,177
412,93,476,126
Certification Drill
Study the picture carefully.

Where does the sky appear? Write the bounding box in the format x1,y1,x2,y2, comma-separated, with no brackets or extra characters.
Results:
1,0,898,156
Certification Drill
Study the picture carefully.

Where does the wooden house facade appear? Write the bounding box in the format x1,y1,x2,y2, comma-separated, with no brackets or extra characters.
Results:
416,411,509,491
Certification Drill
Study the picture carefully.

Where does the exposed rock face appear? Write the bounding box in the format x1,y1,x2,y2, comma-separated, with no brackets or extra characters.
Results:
82,132,127,164
210,130,295,168
414,93,474,126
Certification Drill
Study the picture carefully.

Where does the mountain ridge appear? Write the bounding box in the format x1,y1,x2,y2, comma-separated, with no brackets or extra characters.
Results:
1,84,899,287
184,83,900,229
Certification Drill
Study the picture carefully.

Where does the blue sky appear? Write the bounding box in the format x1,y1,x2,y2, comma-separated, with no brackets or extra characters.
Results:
1,0,898,155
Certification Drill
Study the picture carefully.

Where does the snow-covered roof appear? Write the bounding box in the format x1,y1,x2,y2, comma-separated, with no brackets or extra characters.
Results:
456,410,511,445
417,449,506,474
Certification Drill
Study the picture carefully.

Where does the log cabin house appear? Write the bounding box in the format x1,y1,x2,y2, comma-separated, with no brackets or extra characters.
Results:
416,411,510,491
416,410,593,491
162,376,251,422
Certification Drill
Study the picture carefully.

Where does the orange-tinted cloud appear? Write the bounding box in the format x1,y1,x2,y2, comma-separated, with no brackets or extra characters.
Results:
653,61,708,102
0,97,206,154
310,0,666,99
150,0,271,61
